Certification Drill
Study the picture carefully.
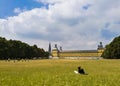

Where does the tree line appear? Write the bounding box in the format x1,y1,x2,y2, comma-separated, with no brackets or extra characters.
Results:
0,37,49,60
102,35,120,59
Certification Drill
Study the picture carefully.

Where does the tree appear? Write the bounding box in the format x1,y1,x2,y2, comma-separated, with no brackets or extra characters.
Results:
102,36,120,59
0,37,49,60
0,37,8,59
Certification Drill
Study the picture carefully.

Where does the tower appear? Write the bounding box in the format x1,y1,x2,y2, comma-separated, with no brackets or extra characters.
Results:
48,43,52,58
60,46,62,51
97,42,104,57
98,42,103,49
52,44,59,59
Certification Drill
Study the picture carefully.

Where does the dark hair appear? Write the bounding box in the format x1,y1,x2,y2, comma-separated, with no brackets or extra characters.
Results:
78,66,81,69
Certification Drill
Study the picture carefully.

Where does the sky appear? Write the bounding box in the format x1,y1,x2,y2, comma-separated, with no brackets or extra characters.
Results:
0,0,120,51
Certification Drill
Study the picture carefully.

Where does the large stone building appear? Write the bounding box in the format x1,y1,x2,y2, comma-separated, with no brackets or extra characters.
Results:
51,42,104,59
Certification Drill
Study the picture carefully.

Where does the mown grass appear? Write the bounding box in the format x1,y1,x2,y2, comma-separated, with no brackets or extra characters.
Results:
0,59,120,86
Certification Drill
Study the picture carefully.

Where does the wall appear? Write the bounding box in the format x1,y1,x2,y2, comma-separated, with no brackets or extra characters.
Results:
52,49,104,59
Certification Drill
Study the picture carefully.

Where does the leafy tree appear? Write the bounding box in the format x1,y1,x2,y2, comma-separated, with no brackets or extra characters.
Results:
0,37,49,60
102,36,120,59
0,37,8,59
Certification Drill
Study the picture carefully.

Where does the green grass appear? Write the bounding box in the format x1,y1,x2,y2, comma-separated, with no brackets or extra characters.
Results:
0,59,120,86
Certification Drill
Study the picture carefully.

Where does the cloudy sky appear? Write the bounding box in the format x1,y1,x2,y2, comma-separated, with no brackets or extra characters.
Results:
0,0,120,51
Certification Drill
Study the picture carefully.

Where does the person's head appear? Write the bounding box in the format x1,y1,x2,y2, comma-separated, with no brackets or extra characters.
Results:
78,66,81,70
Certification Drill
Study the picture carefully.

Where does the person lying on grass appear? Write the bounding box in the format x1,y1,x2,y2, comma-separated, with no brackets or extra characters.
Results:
74,66,88,75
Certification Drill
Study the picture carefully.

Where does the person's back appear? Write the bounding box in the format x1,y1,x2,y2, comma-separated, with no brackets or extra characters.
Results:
78,66,87,75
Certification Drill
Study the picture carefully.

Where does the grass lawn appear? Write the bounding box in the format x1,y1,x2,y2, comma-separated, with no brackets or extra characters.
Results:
0,59,120,86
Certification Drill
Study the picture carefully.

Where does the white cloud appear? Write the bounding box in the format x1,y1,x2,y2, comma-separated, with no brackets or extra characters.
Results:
35,0,64,4
14,8,27,14
14,8,22,14
0,0,120,50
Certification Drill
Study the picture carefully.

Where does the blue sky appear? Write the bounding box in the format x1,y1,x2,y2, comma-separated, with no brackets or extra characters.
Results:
0,0,120,50
0,0,45,18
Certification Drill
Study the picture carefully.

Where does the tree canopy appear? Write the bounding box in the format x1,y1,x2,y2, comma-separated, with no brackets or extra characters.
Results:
102,36,120,59
0,37,49,60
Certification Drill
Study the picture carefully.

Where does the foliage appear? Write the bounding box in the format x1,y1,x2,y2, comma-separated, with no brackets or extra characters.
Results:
0,59,120,86
102,36,120,59
0,37,48,60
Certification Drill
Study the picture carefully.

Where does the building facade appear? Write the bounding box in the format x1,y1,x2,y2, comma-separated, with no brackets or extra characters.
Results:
51,42,104,59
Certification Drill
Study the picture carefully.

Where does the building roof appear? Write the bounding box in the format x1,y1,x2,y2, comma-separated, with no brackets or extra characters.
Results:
60,50,98,53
